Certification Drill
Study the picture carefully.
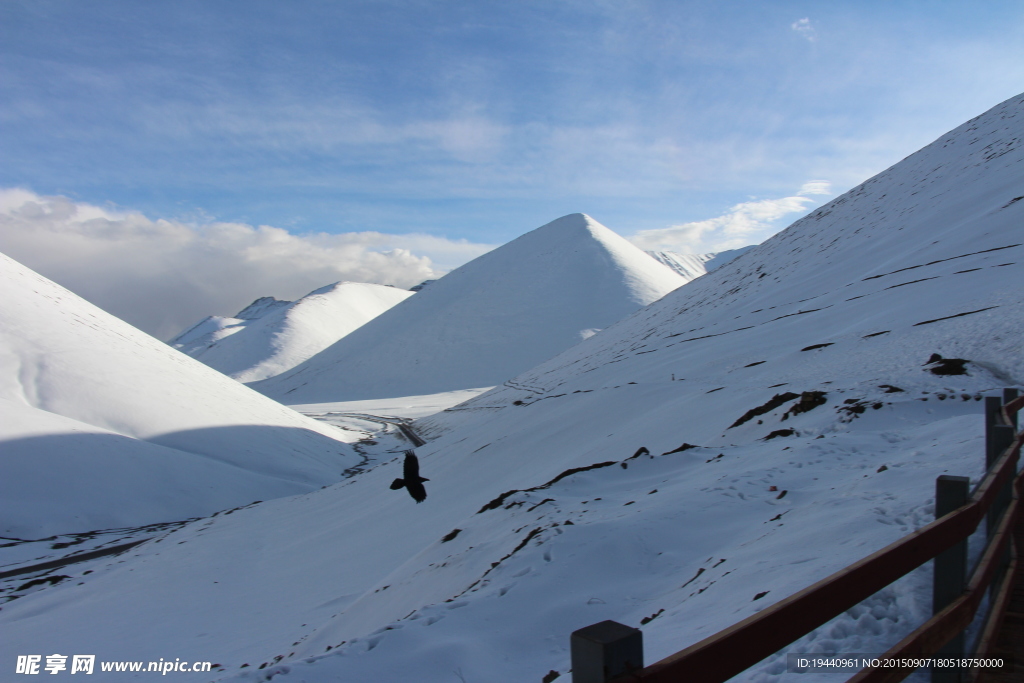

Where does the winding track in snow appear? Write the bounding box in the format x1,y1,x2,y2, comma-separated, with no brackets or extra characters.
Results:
314,412,428,447
0,539,147,580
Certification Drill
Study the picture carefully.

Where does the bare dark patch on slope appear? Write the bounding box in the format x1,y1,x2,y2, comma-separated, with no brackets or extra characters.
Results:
680,567,706,588
452,526,553,600
782,392,827,419
913,307,998,326
769,307,827,323
16,575,70,591
862,244,1021,281
624,447,650,461
924,354,970,376
662,443,701,455
885,277,939,290
641,608,665,625
1002,196,1024,209
476,461,617,514
729,392,800,429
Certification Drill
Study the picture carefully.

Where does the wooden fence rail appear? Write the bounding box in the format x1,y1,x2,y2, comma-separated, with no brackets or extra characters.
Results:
571,390,1023,683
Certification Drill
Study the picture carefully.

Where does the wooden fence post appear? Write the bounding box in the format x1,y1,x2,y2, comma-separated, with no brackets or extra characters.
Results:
932,475,970,683
1004,388,1019,429
985,394,1015,601
571,620,643,683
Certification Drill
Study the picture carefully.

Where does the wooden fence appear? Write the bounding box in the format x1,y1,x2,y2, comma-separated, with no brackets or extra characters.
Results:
571,389,1022,683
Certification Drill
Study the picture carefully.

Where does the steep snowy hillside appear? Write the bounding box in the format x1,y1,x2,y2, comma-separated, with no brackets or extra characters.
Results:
2,94,1022,683
172,282,413,382
0,253,358,537
647,246,754,280
252,214,685,402
171,296,291,357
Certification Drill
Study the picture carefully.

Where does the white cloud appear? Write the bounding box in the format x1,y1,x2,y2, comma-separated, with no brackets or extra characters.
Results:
791,17,817,42
628,181,831,254
0,189,495,340
796,180,831,195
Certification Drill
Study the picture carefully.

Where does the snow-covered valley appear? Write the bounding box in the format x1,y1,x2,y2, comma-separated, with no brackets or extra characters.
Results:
1,91,1023,683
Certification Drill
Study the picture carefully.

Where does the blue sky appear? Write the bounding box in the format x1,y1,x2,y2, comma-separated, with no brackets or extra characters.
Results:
2,1,1024,338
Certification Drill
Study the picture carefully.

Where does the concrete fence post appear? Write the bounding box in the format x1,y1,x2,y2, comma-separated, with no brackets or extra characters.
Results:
932,475,970,683
571,620,643,683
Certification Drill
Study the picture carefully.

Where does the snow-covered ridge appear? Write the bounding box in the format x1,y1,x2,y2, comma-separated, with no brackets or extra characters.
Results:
171,282,413,382
170,296,293,358
235,295,292,320
646,246,754,281
2,94,1023,683
252,213,686,402
0,253,359,537
473,93,1024,400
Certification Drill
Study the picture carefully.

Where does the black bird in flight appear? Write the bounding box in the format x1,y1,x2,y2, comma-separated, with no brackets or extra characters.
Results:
390,450,429,503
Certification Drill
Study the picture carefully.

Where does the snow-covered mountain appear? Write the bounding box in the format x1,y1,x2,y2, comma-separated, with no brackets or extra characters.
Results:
171,282,413,382
647,245,755,280
171,296,292,358
0,253,359,537
252,214,686,402
2,93,1023,683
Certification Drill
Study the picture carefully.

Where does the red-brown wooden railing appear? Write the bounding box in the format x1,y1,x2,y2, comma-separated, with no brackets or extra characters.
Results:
571,390,1022,683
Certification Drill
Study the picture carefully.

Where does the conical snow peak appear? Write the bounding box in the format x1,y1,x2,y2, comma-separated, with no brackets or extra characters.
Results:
252,214,684,402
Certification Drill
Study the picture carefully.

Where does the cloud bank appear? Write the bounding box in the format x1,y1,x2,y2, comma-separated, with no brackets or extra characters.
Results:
0,189,494,341
628,181,831,254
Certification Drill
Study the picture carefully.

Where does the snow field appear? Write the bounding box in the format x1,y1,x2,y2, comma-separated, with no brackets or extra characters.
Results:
2,92,1024,683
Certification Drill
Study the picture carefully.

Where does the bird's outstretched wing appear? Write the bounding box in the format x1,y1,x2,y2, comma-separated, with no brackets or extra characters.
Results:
403,451,420,481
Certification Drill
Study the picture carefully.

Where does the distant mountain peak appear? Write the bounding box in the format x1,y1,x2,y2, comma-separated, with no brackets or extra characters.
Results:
647,246,755,281
170,281,413,383
252,214,685,402
235,296,291,320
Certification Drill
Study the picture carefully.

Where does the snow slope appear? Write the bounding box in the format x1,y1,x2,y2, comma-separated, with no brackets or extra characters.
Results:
171,296,291,357
2,93,1023,683
0,253,359,537
171,283,413,382
647,246,755,281
252,214,686,402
